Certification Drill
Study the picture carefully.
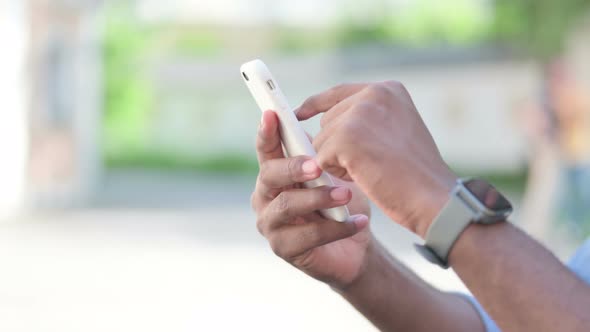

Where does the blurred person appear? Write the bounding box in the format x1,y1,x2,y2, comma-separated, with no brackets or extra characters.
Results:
546,61,590,236
518,66,563,244
519,60,590,246
251,81,590,331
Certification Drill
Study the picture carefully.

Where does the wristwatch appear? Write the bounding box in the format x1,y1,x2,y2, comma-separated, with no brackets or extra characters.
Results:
415,178,513,268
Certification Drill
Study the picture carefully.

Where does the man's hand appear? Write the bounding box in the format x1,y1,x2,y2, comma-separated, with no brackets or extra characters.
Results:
296,81,457,237
251,106,486,332
251,110,372,289
298,81,590,332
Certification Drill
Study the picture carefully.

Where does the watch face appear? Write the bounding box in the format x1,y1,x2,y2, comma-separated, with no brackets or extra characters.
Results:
463,178,512,213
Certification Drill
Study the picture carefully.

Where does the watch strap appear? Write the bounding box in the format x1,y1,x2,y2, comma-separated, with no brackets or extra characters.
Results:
415,191,474,268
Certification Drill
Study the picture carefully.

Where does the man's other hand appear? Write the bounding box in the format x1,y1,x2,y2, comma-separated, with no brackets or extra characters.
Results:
296,81,457,238
251,110,372,289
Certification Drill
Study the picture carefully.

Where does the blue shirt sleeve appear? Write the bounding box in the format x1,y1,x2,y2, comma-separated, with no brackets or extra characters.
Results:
567,239,590,283
460,294,501,332
462,238,590,332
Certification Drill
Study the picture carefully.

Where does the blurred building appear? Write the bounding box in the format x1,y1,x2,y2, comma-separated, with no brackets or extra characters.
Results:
27,0,103,209
152,48,536,172
138,1,590,174
2,0,590,216
0,0,103,216
136,0,373,26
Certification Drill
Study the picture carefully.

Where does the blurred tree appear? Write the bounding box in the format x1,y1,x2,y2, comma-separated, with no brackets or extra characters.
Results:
103,2,153,158
335,0,491,47
103,3,223,164
493,0,590,62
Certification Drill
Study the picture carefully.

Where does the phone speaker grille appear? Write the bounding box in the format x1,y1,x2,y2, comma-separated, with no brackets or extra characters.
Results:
266,80,275,90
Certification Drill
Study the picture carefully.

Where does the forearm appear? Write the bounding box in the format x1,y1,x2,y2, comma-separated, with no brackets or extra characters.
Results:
451,222,590,331
334,238,484,332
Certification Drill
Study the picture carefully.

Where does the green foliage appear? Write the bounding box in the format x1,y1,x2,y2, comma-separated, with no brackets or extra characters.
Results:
335,15,391,47
273,27,337,54
388,0,491,45
492,0,590,60
103,5,224,162
167,27,222,57
106,151,259,174
103,3,154,155
336,0,491,47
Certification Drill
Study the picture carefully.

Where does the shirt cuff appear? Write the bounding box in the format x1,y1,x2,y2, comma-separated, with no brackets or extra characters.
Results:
454,292,501,332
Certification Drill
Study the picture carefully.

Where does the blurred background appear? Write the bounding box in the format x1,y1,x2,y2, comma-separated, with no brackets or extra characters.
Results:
1,0,590,331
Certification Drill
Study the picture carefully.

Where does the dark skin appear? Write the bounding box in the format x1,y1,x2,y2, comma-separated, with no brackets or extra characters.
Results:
252,110,372,289
252,81,590,331
252,110,483,331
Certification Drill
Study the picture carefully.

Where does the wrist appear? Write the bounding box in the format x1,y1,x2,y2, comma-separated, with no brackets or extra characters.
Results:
415,173,457,239
331,237,389,294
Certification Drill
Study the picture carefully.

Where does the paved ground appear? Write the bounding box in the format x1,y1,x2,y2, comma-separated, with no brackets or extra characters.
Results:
0,170,570,332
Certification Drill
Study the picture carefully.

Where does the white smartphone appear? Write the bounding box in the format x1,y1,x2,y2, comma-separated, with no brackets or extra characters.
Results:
240,59,350,222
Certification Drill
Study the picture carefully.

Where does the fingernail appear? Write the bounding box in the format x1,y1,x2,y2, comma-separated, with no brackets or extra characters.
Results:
330,186,350,201
350,215,369,230
294,107,304,119
302,159,318,175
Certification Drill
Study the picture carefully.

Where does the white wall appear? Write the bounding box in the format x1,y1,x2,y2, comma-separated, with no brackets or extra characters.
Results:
0,0,29,217
153,56,535,172
73,7,103,205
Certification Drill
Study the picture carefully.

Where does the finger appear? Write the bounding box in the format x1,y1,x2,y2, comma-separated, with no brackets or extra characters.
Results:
312,117,355,181
258,156,322,192
330,178,370,217
318,92,364,128
312,112,347,157
260,186,353,231
256,110,283,163
316,144,353,181
269,214,369,260
295,83,367,121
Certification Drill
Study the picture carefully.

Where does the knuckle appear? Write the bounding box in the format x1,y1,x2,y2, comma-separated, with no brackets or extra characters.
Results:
340,113,363,135
348,101,385,127
258,162,273,186
286,157,303,181
384,80,410,99
269,234,287,258
383,80,404,90
351,101,375,116
365,82,390,99
300,225,323,246
255,216,266,236
275,191,292,218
